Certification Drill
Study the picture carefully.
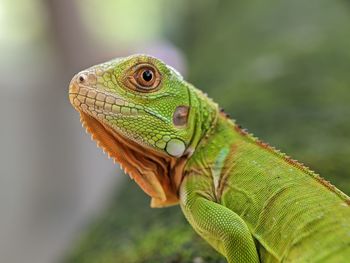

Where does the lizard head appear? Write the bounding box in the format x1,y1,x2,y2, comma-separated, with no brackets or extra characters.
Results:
69,54,217,207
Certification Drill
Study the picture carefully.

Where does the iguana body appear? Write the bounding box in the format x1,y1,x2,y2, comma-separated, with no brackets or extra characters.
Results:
69,54,350,263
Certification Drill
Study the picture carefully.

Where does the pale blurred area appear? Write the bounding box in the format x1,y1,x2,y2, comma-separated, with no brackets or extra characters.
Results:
0,0,185,262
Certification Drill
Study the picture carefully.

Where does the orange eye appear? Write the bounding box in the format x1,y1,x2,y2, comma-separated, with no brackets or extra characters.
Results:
127,64,161,92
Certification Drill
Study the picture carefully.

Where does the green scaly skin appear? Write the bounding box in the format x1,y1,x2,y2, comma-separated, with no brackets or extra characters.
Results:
69,54,350,263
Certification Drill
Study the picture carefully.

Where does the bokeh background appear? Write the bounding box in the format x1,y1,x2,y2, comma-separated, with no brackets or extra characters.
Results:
1,0,349,262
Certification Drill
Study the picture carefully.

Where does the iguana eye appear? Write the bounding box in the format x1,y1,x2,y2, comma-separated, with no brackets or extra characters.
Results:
141,69,153,84
127,64,161,92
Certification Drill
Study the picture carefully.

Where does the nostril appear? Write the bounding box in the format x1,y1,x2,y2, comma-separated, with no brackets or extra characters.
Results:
78,73,87,84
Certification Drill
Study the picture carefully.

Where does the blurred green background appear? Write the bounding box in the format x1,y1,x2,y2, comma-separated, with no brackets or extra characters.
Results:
1,0,349,262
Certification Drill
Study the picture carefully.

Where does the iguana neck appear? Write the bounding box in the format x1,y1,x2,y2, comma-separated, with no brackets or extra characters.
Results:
185,111,237,171
185,85,219,157
147,84,220,206
183,111,244,203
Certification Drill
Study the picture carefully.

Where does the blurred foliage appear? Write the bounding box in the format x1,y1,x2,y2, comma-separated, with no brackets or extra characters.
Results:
66,0,350,262
76,0,164,44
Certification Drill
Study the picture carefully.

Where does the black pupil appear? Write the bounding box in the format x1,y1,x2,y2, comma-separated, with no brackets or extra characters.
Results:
142,70,153,82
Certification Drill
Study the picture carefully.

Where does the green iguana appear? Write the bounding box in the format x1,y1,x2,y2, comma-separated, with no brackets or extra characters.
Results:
68,54,350,263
